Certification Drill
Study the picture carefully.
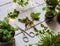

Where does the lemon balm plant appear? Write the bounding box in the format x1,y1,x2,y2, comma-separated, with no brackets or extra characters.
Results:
0,17,18,46
43,0,58,23
13,0,28,7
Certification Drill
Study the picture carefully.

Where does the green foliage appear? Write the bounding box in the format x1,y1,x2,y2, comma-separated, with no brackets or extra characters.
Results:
13,0,28,7
28,44,32,46
41,24,45,27
35,32,60,46
18,17,33,28
45,0,58,9
34,24,48,35
13,0,16,3
8,9,19,19
31,12,41,21
57,4,60,10
29,24,60,46
0,18,18,42
18,17,33,24
45,10,57,17
42,7,47,11
18,17,28,23
44,0,58,19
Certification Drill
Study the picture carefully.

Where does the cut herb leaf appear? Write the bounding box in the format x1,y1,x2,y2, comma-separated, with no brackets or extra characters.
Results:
33,27,38,32
13,0,28,7
18,17,33,28
0,18,17,42
8,9,19,19
18,19,26,23
31,12,41,21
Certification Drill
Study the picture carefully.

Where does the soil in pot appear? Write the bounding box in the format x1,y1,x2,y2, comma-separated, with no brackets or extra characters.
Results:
0,40,15,46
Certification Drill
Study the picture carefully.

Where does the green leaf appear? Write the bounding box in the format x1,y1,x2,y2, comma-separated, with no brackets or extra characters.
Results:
33,27,38,32
13,0,16,3
52,10,57,16
18,19,26,23
8,9,19,19
45,0,58,7
14,28,18,31
42,7,47,11
41,24,45,27
39,30,42,34
31,12,41,21
35,33,39,36
29,44,32,46
57,4,60,10
17,0,28,7
45,9,57,17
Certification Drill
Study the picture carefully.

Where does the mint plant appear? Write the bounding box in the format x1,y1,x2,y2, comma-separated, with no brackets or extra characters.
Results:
13,0,28,7
0,17,18,42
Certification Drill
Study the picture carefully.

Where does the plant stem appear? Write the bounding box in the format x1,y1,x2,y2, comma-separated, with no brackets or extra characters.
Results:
26,20,46,31
15,18,51,37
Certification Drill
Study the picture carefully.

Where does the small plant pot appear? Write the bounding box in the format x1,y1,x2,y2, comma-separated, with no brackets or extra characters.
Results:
0,40,15,46
45,15,54,23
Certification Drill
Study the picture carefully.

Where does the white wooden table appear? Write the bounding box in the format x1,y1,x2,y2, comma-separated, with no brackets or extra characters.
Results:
0,0,60,46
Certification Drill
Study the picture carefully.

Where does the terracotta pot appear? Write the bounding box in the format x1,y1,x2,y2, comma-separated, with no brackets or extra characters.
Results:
0,40,15,46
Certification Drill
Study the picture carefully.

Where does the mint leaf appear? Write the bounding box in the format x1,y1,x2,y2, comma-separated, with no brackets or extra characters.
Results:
8,9,19,19
42,7,47,11
31,12,41,21
17,0,28,7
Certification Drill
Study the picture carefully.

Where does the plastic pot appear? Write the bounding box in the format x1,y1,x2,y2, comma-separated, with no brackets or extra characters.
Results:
0,40,15,46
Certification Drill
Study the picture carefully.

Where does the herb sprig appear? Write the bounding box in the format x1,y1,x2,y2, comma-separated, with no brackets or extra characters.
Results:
0,17,18,42
8,9,19,19
13,0,28,7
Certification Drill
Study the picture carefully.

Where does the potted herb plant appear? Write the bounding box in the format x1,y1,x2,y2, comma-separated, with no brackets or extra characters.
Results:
0,17,18,46
44,0,58,23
